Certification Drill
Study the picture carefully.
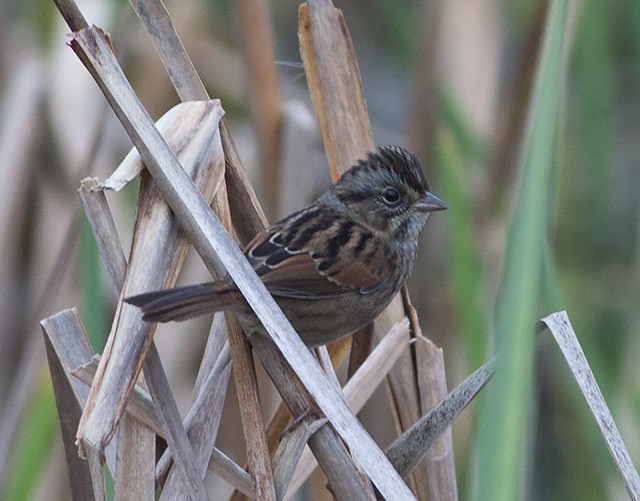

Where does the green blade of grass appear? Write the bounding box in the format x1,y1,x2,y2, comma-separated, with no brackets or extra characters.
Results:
436,128,487,369
473,1,575,500
3,375,56,501
79,215,107,353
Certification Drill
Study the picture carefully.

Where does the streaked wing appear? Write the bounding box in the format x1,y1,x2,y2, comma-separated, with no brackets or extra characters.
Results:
244,208,390,299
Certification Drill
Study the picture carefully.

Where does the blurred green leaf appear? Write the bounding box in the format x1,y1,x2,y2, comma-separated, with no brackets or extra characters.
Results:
372,0,418,64
558,0,620,266
436,128,487,369
4,375,56,501
79,215,107,353
439,92,487,165
22,0,57,48
473,0,573,499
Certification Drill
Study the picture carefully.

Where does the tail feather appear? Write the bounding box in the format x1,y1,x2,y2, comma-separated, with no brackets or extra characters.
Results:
125,283,242,322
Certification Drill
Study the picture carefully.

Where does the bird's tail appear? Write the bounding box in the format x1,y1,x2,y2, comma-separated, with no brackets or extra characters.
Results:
125,282,243,322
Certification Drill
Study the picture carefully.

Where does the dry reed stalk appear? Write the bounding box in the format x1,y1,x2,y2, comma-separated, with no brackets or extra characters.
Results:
73,357,160,435
72,350,250,495
41,309,117,481
157,315,232,497
541,312,640,500
79,176,157,499
272,413,328,499
43,335,95,499
286,319,412,494
386,358,495,479
227,322,277,500
80,94,223,499
115,413,155,498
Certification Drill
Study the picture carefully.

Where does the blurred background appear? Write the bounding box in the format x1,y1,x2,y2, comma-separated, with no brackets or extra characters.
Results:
0,0,638,499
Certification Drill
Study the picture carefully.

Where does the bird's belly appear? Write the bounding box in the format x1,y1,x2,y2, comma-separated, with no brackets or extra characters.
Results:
276,294,390,347
232,290,396,347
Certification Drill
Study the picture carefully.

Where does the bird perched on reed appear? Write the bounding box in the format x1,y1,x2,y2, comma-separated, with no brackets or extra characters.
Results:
127,146,447,347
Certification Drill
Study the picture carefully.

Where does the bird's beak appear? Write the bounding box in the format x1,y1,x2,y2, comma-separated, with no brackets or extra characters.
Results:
415,191,448,212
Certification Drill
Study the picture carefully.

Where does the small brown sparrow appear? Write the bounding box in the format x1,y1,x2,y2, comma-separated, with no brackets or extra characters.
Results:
126,146,446,347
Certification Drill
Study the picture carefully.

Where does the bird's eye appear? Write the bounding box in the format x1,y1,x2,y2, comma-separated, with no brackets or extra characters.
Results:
382,187,400,205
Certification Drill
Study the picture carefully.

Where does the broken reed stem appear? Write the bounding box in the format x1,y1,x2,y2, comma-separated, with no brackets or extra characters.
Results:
43,334,95,499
